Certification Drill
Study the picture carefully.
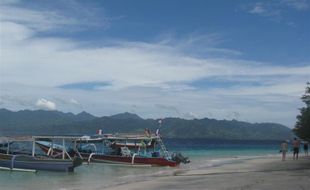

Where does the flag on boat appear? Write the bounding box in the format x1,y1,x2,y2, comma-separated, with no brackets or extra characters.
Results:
156,119,163,136
156,129,160,136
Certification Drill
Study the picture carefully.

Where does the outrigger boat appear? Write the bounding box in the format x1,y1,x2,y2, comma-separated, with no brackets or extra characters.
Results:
0,153,82,172
0,136,83,172
36,133,190,167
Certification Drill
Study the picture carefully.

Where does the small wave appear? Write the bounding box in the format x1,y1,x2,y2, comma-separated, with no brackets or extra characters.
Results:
180,153,279,171
100,154,279,189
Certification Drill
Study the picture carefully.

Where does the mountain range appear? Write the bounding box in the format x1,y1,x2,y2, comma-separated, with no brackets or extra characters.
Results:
0,108,294,140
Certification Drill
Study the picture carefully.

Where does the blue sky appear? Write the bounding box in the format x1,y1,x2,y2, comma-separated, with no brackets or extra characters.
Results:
0,0,310,126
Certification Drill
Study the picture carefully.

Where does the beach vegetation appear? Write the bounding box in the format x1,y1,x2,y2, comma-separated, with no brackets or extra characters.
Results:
294,82,310,139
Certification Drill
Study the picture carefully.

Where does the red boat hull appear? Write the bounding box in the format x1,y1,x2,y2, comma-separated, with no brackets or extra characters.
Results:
36,143,179,167
90,154,179,167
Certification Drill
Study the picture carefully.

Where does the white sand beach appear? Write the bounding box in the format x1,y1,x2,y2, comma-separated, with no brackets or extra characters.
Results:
105,156,310,190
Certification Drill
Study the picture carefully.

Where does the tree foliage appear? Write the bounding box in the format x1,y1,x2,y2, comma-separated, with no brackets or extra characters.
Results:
294,82,310,139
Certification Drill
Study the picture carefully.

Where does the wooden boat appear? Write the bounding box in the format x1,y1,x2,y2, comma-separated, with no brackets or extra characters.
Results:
0,153,82,172
36,143,182,167
0,136,83,172
86,151,179,167
36,133,190,167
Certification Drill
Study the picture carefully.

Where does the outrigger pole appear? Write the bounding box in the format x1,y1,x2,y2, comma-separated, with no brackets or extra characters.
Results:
32,138,35,156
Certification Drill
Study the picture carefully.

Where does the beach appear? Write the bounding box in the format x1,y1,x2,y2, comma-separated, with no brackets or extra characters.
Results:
105,156,310,190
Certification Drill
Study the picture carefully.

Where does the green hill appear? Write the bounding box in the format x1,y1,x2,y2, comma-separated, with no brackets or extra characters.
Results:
0,109,294,140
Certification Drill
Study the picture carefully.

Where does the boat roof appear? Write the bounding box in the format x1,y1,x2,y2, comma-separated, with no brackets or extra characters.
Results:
0,135,87,142
0,136,34,142
97,133,158,140
0,133,159,142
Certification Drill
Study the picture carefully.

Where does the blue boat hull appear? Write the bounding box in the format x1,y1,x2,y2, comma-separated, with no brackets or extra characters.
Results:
0,153,82,172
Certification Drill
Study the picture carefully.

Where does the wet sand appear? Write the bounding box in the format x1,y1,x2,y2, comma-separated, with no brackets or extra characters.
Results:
105,156,310,190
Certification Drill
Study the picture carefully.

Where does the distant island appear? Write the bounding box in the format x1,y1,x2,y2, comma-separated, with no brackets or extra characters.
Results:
0,108,294,140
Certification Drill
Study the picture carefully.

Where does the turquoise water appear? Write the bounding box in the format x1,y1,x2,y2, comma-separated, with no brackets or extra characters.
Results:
0,139,281,190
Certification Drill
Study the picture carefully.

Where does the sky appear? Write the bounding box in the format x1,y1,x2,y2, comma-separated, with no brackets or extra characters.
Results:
0,0,310,127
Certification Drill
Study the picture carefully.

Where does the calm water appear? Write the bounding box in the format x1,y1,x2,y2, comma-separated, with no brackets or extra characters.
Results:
0,139,282,190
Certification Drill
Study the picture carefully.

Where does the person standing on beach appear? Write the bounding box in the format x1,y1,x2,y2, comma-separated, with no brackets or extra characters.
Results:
280,141,288,161
303,141,308,156
292,138,300,160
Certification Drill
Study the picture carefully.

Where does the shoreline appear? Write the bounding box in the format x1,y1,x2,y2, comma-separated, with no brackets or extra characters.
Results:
104,155,310,190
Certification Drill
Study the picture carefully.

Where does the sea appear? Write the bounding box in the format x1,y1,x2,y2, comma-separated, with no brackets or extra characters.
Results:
0,139,282,190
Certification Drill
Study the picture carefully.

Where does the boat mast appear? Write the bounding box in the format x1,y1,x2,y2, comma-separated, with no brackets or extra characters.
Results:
157,119,169,158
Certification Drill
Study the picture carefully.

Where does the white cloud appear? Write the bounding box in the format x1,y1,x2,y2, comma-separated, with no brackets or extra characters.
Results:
1,1,309,127
70,98,79,105
243,0,309,23
0,5,75,32
243,2,281,20
248,4,266,14
0,82,305,127
35,98,56,110
0,0,109,33
0,0,20,6
1,21,309,90
281,0,309,10
1,2,308,90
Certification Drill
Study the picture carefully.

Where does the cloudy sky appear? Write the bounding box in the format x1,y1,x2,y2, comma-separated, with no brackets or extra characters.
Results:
1,0,309,127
